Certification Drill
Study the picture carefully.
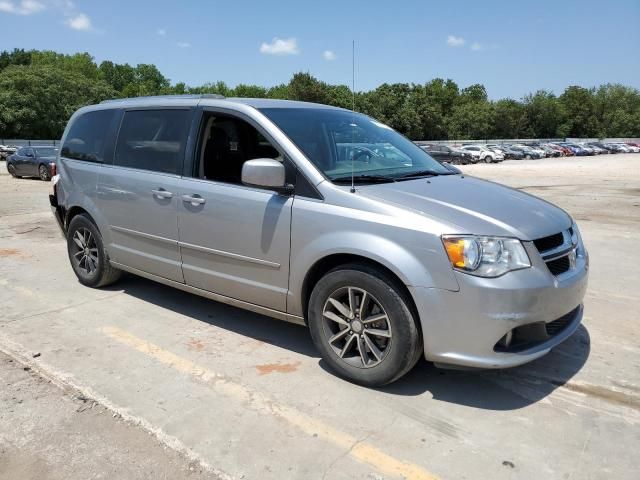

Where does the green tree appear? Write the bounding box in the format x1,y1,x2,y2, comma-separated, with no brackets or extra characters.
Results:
558,86,598,137
0,64,115,138
523,90,562,138
491,99,529,138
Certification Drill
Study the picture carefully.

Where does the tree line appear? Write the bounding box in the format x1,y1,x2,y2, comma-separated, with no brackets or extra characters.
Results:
0,48,638,140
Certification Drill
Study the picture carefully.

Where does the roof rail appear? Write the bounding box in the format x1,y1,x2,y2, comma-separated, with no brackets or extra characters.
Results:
100,93,225,104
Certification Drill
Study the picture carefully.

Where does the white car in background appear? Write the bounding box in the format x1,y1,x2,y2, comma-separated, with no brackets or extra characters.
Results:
617,143,639,153
461,145,503,163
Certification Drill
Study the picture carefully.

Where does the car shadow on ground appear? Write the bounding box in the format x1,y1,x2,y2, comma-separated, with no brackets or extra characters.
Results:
106,274,591,411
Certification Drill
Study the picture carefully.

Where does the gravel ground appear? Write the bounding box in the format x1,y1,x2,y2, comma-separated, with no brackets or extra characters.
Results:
0,350,219,480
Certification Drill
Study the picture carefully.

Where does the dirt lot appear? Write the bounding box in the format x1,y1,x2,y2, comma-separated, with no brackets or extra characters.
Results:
0,155,639,480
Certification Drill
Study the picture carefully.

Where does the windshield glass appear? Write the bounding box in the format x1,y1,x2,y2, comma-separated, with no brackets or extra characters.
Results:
259,108,450,181
34,147,58,156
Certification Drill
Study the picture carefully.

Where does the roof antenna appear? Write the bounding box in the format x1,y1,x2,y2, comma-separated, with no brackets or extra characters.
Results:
350,39,356,194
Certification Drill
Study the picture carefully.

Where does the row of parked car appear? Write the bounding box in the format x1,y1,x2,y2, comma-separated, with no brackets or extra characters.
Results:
420,141,640,165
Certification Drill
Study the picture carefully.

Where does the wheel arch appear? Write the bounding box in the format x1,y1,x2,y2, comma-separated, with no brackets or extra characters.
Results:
299,253,421,329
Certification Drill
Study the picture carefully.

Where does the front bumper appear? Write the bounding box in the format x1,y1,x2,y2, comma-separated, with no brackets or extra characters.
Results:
410,242,589,369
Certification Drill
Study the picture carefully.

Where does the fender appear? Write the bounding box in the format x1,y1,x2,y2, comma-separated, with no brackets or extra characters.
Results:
287,230,459,317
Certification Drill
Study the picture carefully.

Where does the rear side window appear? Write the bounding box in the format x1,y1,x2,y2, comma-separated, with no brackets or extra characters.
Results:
114,109,191,175
62,109,116,162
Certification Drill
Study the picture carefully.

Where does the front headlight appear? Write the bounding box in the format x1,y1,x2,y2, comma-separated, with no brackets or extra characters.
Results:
442,235,531,277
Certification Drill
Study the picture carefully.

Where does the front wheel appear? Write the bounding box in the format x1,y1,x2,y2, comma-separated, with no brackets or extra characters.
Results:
484,155,493,163
308,264,422,387
7,163,19,178
67,214,121,288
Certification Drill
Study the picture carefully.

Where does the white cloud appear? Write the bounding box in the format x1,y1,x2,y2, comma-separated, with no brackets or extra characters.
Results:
0,0,45,15
323,50,336,61
446,35,465,47
470,42,483,51
157,28,166,36
259,37,299,55
177,41,190,48
66,12,91,30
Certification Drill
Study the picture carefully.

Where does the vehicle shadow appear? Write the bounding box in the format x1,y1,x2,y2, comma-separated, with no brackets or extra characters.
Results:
106,274,591,411
104,274,319,358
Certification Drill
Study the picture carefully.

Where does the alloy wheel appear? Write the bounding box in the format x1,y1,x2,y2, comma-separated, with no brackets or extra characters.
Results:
322,286,392,368
71,228,99,275
39,165,49,180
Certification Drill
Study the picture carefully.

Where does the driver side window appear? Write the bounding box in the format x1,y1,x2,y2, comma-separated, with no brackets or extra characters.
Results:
196,112,283,185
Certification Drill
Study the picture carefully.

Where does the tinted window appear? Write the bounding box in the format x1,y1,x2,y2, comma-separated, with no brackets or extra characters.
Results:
34,147,58,157
114,109,191,175
16,147,26,156
62,109,116,162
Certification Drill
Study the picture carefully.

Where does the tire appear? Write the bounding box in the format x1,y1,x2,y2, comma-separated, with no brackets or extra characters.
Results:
484,155,493,163
525,154,531,160
38,164,51,181
7,163,20,178
308,264,422,387
67,214,121,288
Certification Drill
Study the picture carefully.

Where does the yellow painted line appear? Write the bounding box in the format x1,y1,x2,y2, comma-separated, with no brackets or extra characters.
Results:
102,325,439,480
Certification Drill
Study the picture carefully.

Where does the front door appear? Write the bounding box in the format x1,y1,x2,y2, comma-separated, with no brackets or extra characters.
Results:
96,108,193,282
177,111,293,311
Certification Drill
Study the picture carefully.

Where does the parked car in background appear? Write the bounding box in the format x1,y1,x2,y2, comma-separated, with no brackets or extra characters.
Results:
526,145,548,158
600,143,627,153
586,144,608,155
420,144,473,165
510,145,544,159
460,145,503,163
49,95,589,386
619,143,640,153
6,146,58,180
487,144,525,160
558,143,590,156
548,143,574,156
0,144,18,160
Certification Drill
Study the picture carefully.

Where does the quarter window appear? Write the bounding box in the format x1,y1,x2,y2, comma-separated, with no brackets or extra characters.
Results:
114,109,191,175
61,109,117,162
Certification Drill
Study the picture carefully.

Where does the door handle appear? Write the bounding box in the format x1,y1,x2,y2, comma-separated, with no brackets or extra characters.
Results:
152,189,173,199
182,194,206,206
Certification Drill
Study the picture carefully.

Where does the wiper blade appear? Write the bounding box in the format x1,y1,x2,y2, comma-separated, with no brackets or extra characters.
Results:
331,174,396,184
394,169,449,179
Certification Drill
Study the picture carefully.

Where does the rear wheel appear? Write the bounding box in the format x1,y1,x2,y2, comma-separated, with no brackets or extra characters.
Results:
308,264,422,387
67,214,121,288
38,164,51,181
525,154,532,160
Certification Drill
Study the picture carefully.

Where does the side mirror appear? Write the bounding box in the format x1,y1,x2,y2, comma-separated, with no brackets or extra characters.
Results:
241,158,293,194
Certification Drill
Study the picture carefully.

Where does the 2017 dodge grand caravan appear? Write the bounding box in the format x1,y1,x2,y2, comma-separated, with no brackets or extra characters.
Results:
50,95,589,386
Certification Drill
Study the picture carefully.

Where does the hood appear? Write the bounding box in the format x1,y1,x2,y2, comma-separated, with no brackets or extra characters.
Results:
358,175,572,240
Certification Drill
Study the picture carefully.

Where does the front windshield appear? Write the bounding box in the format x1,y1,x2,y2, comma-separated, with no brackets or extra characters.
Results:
260,108,451,182
35,147,58,156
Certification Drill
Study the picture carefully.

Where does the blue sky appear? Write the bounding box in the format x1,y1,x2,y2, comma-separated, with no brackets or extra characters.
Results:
1,0,639,99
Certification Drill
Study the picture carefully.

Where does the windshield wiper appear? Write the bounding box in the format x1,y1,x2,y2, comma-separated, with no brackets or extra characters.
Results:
331,174,396,184
393,169,449,179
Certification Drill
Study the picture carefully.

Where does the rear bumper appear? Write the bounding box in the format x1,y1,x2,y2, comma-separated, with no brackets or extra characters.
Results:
410,243,589,369
49,194,66,237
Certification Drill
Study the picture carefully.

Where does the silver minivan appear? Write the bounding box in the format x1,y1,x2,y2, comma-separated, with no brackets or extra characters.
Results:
50,95,589,386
